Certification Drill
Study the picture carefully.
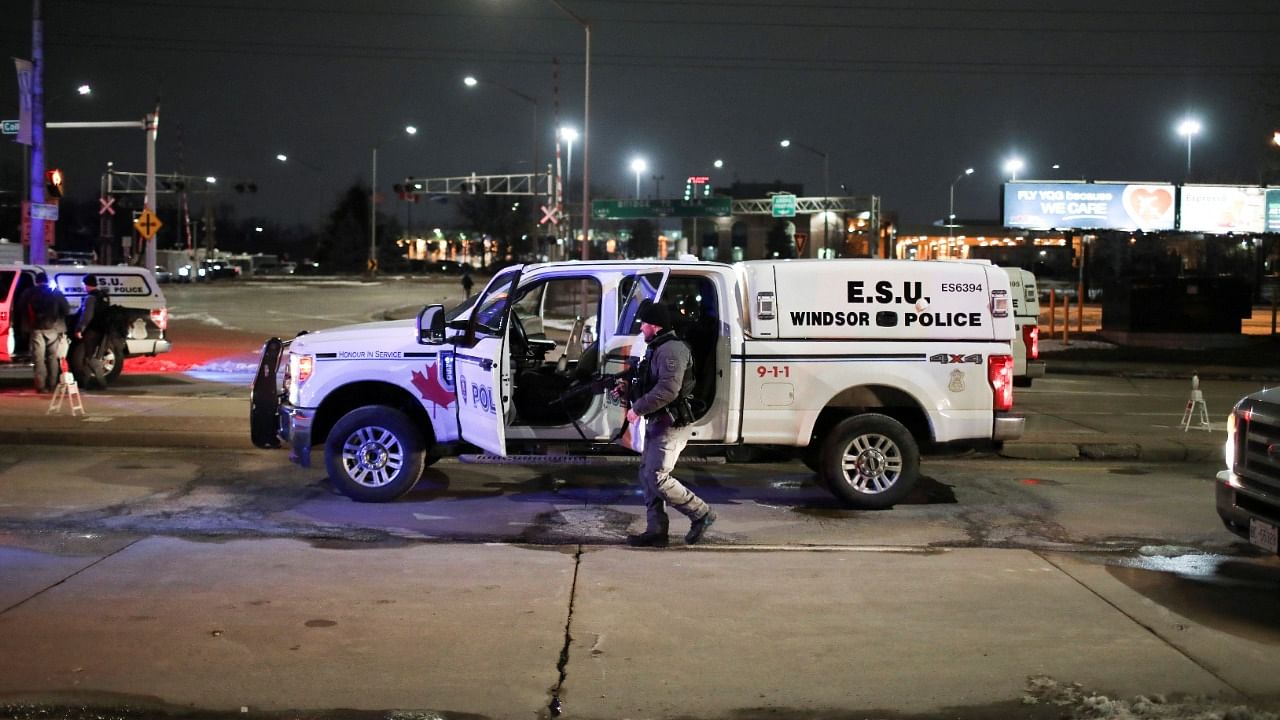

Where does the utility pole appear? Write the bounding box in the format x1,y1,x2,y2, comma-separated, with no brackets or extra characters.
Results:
28,0,48,264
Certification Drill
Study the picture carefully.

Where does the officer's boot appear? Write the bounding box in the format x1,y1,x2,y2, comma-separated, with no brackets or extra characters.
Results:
627,502,669,547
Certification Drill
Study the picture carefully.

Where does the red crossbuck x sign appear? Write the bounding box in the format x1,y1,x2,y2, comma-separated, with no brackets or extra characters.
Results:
98,197,116,216
539,205,561,226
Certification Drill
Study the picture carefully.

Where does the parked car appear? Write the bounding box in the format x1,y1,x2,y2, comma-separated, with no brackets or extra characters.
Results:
153,266,173,283
198,260,241,280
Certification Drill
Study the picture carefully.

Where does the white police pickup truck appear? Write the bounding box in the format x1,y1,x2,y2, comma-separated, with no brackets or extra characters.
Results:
251,259,1024,509
0,264,171,384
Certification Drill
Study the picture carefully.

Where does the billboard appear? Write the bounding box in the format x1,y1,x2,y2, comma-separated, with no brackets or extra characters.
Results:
1178,185,1267,234
1269,189,1280,233
1003,182,1175,231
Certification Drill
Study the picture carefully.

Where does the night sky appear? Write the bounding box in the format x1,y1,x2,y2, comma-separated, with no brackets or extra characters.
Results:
3,0,1279,235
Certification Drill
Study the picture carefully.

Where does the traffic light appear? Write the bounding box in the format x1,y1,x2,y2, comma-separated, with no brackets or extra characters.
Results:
45,168,64,198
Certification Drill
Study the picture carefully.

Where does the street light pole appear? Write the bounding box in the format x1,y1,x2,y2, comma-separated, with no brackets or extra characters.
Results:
630,157,647,200
547,0,590,260
1003,156,1024,183
948,167,974,244
370,145,377,274
464,76,539,183
370,125,417,276
780,139,829,256
559,126,577,257
1178,117,1201,178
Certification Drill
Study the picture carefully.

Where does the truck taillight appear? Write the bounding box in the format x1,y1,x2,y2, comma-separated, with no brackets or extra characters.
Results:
150,307,168,331
988,354,1014,411
1022,324,1039,360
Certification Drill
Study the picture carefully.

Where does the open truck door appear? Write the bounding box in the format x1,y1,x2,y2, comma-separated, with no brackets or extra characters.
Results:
455,266,523,456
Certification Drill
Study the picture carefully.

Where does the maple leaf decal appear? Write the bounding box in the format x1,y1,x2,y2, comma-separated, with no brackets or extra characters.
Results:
410,362,455,409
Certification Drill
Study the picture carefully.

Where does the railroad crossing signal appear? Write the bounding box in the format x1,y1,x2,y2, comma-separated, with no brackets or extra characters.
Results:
99,197,116,216
133,208,163,240
539,205,561,225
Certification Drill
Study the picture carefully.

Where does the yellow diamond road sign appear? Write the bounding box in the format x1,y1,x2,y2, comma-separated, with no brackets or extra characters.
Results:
134,208,164,240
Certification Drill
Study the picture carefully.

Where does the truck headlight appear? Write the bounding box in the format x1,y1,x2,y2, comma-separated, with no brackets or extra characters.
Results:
1224,411,1237,471
291,354,314,384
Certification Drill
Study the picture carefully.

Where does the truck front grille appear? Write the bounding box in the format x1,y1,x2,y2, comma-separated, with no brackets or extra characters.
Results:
1236,398,1280,497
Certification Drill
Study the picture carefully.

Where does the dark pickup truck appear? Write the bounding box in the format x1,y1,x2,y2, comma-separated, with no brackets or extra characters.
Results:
1217,387,1280,554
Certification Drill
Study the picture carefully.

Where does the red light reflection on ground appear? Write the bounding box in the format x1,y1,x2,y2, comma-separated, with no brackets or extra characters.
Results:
122,323,265,374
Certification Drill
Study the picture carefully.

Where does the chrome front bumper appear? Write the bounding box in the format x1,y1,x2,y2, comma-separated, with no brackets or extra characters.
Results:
282,405,314,467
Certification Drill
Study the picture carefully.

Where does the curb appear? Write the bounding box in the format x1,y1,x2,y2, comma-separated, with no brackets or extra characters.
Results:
999,440,1222,463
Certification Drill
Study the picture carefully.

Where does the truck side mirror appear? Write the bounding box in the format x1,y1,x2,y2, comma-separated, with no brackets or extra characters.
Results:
417,304,446,345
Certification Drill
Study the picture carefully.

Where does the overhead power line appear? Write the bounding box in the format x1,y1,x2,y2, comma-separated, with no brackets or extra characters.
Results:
51,0,1280,34
46,33,1280,79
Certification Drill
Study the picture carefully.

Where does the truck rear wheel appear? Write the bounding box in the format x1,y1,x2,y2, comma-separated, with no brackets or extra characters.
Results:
325,406,425,502
100,335,126,383
820,414,919,509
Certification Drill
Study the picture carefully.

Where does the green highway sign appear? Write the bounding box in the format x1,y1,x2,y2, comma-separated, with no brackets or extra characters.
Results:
1,120,19,135
592,197,731,220
771,193,796,218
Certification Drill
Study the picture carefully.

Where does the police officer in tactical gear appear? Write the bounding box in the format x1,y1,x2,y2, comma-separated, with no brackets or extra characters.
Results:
18,271,72,393
617,300,716,547
71,274,110,389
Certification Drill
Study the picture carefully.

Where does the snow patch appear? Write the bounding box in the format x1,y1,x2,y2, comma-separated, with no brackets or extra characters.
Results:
1022,675,1277,720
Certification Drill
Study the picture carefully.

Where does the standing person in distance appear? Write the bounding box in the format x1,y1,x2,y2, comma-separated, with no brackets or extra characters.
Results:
461,267,474,298
19,271,72,393
71,274,110,389
616,300,716,547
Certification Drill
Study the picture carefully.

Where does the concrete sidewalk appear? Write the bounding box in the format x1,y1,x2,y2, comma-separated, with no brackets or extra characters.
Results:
1,537,1274,718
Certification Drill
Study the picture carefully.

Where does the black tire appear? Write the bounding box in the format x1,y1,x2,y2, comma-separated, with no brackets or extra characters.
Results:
100,335,127,383
324,407,425,502
820,414,920,510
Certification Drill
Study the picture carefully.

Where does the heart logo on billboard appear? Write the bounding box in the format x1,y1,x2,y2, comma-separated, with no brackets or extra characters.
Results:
1121,185,1174,228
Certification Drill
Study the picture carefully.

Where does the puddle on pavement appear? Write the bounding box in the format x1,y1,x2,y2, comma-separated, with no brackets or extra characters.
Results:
0,529,142,558
1105,551,1280,643
516,505,634,544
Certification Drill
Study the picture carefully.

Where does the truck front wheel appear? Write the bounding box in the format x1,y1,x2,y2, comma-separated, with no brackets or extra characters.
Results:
820,414,919,509
325,406,425,502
